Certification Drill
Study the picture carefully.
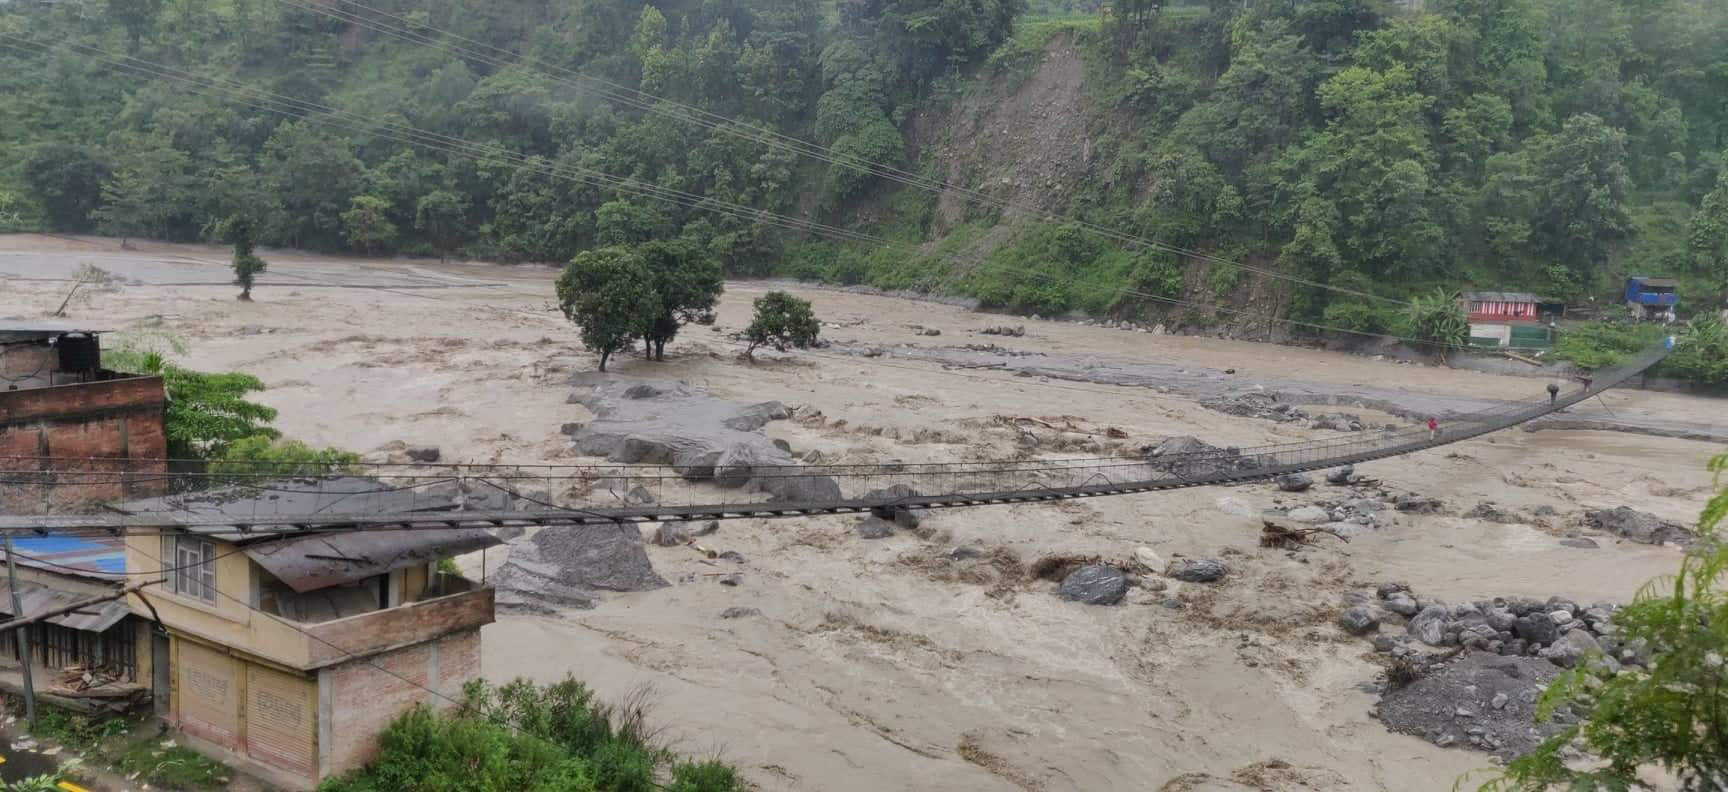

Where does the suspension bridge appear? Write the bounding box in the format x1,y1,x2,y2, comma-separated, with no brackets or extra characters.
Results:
0,342,1675,536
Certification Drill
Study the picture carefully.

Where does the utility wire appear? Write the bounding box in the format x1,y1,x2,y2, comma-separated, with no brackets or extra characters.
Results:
0,34,1478,352
275,0,1405,307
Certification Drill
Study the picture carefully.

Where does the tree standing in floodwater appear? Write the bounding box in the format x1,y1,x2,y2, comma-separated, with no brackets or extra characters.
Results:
224,216,267,301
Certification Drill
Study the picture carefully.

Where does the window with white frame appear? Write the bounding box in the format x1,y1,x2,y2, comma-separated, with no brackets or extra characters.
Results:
162,535,217,604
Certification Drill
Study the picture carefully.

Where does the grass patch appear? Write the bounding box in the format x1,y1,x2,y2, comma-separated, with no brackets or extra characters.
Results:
319,677,744,792
0,698,231,790
986,16,1100,79
114,740,232,789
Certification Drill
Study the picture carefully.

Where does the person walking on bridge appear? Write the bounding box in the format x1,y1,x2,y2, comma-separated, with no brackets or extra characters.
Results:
1547,383,1559,404
1427,417,1438,441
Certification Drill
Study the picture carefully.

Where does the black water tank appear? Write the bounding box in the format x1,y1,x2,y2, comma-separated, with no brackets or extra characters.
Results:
57,332,101,372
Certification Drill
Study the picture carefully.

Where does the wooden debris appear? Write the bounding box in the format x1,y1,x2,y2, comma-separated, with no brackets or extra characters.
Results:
1259,520,1349,549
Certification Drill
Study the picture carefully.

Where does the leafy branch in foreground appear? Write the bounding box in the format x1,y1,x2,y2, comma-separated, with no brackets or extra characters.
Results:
104,349,279,458
1477,451,1728,790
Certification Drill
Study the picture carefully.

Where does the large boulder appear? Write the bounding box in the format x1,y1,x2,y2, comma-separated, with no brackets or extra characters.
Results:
1408,605,1451,646
494,524,668,611
1338,606,1381,635
1513,612,1560,646
1287,505,1330,524
651,523,690,547
1166,559,1227,583
1585,507,1694,546
856,517,896,539
1275,473,1313,492
1326,465,1355,485
1057,565,1128,605
1383,594,1421,617
865,484,924,528
1394,494,1445,514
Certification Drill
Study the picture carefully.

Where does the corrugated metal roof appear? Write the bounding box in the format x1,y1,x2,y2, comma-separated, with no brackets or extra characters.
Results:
247,528,501,593
1638,277,1678,288
112,477,511,538
0,580,131,632
1459,290,1543,303
4,535,125,579
113,477,503,592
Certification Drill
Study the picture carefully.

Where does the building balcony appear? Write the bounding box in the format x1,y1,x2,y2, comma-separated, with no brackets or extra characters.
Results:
299,580,495,668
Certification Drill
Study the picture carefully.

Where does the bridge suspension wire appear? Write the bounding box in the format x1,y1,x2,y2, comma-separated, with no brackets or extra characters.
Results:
0,341,1674,536
267,0,1406,309
0,33,1486,353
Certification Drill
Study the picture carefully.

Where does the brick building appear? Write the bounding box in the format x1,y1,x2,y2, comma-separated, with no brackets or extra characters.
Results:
117,479,500,789
0,321,166,506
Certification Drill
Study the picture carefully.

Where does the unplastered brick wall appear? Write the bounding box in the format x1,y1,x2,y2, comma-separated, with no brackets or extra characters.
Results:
320,628,481,778
0,376,166,509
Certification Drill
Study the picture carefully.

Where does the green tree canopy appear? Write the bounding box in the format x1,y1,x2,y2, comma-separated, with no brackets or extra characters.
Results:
22,144,107,232
415,190,469,262
744,290,819,360
556,247,658,372
341,195,399,255
221,214,268,301
106,350,279,458
638,239,724,361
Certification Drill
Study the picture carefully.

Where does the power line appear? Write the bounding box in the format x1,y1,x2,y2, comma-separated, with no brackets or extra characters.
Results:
0,34,1477,352
275,0,1405,308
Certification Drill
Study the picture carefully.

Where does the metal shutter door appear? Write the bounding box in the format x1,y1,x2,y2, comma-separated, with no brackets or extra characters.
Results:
176,640,239,749
245,663,317,777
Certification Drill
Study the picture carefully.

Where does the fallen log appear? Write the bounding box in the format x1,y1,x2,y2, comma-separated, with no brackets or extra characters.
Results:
1260,520,1349,549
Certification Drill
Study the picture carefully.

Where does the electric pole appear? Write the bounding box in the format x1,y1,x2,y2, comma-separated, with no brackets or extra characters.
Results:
3,531,37,729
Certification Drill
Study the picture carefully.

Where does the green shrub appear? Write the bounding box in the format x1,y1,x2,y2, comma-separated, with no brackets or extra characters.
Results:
1321,300,1395,334
325,677,724,792
319,705,596,792
668,760,747,792
208,436,360,477
1550,321,1667,369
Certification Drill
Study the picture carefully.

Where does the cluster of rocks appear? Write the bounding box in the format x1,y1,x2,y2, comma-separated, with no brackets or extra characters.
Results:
1374,653,1566,759
1349,583,1643,672
1585,507,1694,546
1273,493,1399,539
1143,435,1264,476
565,374,841,503
979,325,1026,337
1053,551,1227,606
1200,392,1379,432
366,440,443,464
1071,317,1166,334
1462,501,1553,526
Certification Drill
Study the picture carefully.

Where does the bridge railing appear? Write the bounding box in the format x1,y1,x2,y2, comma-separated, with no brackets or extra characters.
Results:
0,341,1672,525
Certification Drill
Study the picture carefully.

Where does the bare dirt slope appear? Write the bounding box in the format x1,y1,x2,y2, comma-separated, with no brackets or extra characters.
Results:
928,35,1091,230
3,235,1720,791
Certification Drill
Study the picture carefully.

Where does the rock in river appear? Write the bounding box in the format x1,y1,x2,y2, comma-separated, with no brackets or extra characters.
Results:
1057,565,1128,605
1166,559,1227,583
1338,606,1381,635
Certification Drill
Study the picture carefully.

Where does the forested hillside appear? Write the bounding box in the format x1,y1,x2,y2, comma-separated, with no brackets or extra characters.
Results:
3,0,1727,332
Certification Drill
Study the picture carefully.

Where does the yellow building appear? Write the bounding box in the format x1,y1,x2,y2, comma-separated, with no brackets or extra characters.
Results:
115,479,500,789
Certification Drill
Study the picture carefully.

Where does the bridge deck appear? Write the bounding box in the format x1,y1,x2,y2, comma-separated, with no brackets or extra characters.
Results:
0,343,1674,535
